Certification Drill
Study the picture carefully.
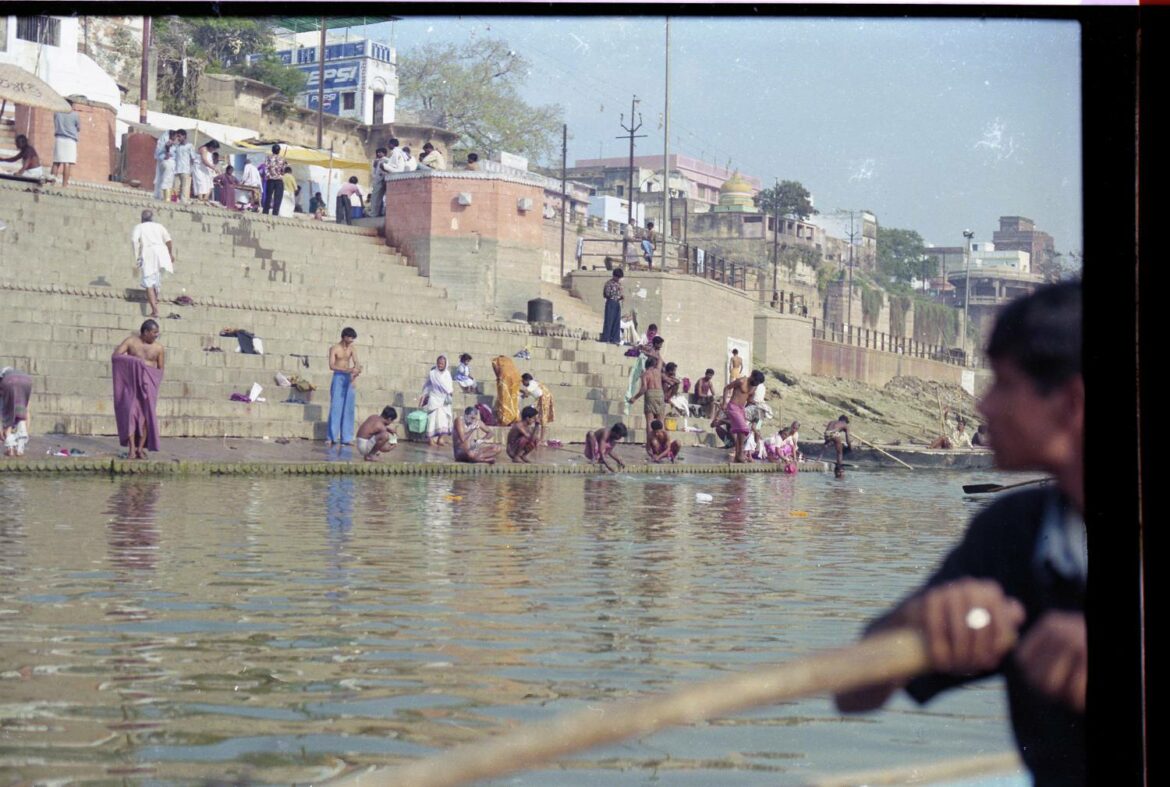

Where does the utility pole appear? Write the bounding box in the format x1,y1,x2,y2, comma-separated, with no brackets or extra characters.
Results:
617,96,644,264
771,179,780,298
316,17,326,149
139,17,151,123
846,211,857,332
560,123,568,279
962,229,975,361
662,17,671,246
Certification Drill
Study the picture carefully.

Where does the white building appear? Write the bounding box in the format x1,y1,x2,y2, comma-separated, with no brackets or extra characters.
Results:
589,194,645,227
257,31,397,126
969,242,1031,273
0,15,122,107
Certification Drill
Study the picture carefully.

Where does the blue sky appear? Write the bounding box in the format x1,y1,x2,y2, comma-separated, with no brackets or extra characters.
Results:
368,14,1082,253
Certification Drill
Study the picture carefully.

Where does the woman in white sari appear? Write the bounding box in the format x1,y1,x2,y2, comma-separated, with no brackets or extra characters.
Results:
421,355,455,447
191,140,220,202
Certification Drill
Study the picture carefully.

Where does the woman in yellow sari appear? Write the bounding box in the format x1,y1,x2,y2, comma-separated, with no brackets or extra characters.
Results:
491,355,521,426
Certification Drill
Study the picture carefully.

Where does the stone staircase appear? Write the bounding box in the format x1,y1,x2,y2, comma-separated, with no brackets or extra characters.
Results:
0,183,665,444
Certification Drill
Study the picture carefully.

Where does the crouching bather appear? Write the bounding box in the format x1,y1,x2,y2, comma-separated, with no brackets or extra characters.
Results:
507,406,541,463
585,422,628,472
454,406,501,464
355,407,399,461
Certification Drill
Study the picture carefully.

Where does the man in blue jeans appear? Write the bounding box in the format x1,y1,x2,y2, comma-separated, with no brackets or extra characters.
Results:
262,144,287,215
326,327,362,446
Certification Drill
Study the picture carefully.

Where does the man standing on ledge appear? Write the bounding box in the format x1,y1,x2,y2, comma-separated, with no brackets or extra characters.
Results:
836,282,1085,785
131,209,175,319
326,327,362,447
51,97,81,188
600,268,624,344
111,320,165,460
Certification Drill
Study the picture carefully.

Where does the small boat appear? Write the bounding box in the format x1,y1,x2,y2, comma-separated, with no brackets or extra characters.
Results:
799,441,996,470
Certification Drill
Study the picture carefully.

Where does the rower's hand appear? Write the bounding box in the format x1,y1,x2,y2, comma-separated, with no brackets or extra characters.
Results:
905,578,1025,675
1015,610,1086,711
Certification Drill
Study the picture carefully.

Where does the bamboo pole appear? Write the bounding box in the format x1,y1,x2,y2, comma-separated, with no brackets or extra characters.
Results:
852,433,915,470
330,629,929,787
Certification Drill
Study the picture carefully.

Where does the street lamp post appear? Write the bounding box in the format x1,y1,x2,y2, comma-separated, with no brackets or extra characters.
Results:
961,229,975,361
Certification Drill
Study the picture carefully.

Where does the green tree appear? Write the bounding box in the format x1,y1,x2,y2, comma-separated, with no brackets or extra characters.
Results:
876,226,927,283
398,38,563,165
152,17,306,116
753,180,818,221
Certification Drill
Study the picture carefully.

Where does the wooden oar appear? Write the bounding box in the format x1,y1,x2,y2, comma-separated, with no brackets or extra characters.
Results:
852,433,914,470
962,478,1050,495
328,629,930,787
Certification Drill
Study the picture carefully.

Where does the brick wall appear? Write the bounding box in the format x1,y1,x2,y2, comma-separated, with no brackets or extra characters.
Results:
15,98,117,183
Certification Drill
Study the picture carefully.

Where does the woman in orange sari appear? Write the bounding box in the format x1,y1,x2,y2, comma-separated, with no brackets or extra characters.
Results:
491,355,521,426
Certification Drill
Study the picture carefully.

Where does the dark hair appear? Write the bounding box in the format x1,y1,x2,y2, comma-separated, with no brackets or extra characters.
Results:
382,406,398,420
464,406,478,416
651,336,664,348
348,176,359,184
176,129,187,136
986,281,1081,394
749,370,766,386
839,414,850,423
521,405,538,420
376,147,387,156
389,138,400,147
613,268,624,279
15,134,27,145
467,152,479,162
705,368,715,376
140,319,159,334
521,373,533,383
402,146,411,154
664,362,677,374
645,357,658,369
341,327,357,339
205,140,219,150
610,422,628,439
650,419,663,431
224,164,234,173
648,323,658,332
271,143,282,154
646,221,654,229
732,348,739,355
460,353,472,362
423,142,435,151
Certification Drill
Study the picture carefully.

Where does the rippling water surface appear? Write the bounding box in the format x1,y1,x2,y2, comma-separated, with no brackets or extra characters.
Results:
0,470,1027,784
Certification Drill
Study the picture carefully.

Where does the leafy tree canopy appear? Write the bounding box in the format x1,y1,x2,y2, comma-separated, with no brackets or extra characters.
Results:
753,180,817,221
398,38,563,166
153,17,306,116
876,226,928,283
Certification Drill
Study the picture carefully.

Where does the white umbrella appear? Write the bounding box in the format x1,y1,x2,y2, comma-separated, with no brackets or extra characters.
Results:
0,63,71,113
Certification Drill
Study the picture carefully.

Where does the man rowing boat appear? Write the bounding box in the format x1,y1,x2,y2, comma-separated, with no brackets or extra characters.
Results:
836,281,1085,784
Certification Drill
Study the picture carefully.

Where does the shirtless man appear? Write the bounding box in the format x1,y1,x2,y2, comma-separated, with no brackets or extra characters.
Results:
0,135,42,178
719,369,765,463
693,368,717,418
645,419,680,463
728,348,744,383
507,406,540,463
585,422,628,472
354,406,398,462
454,406,500,464
823,414,853,472
627,357,665,421
111,320,165,459
326,328,362,447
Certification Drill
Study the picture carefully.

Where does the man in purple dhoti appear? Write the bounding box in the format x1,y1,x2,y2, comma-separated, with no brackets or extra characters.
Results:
111,320,166,459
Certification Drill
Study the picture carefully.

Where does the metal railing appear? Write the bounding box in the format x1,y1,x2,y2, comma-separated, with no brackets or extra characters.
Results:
811,318,979,367
571,227,754,292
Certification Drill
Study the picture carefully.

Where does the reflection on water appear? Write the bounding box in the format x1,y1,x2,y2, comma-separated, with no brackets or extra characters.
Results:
0,472,1028,783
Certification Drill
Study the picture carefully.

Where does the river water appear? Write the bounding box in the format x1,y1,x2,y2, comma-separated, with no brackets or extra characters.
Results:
0,470,1030,784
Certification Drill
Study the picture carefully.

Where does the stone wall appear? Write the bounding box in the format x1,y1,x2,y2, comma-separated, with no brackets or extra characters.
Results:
811,339,964,388
383,171,546,320
15,97,118,183
568,269,756,382
753,313,813,375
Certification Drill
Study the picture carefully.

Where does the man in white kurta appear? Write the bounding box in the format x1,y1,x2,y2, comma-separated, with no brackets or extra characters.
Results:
237,161,262,209
131,209,175,318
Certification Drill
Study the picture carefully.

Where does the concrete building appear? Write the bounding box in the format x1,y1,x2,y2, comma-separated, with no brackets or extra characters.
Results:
991,215,1055,271
253,30,398,126
0,14,122,107
567,153,762,207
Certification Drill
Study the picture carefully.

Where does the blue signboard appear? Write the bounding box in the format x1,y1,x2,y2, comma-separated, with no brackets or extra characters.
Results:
304,91,341,115
276,41,368,66
298,59,362,91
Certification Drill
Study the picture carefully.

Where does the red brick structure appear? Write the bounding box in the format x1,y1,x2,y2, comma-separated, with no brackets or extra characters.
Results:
14,97,118,183
384,171,546,318
991,215,1056,270
121,132,159,190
